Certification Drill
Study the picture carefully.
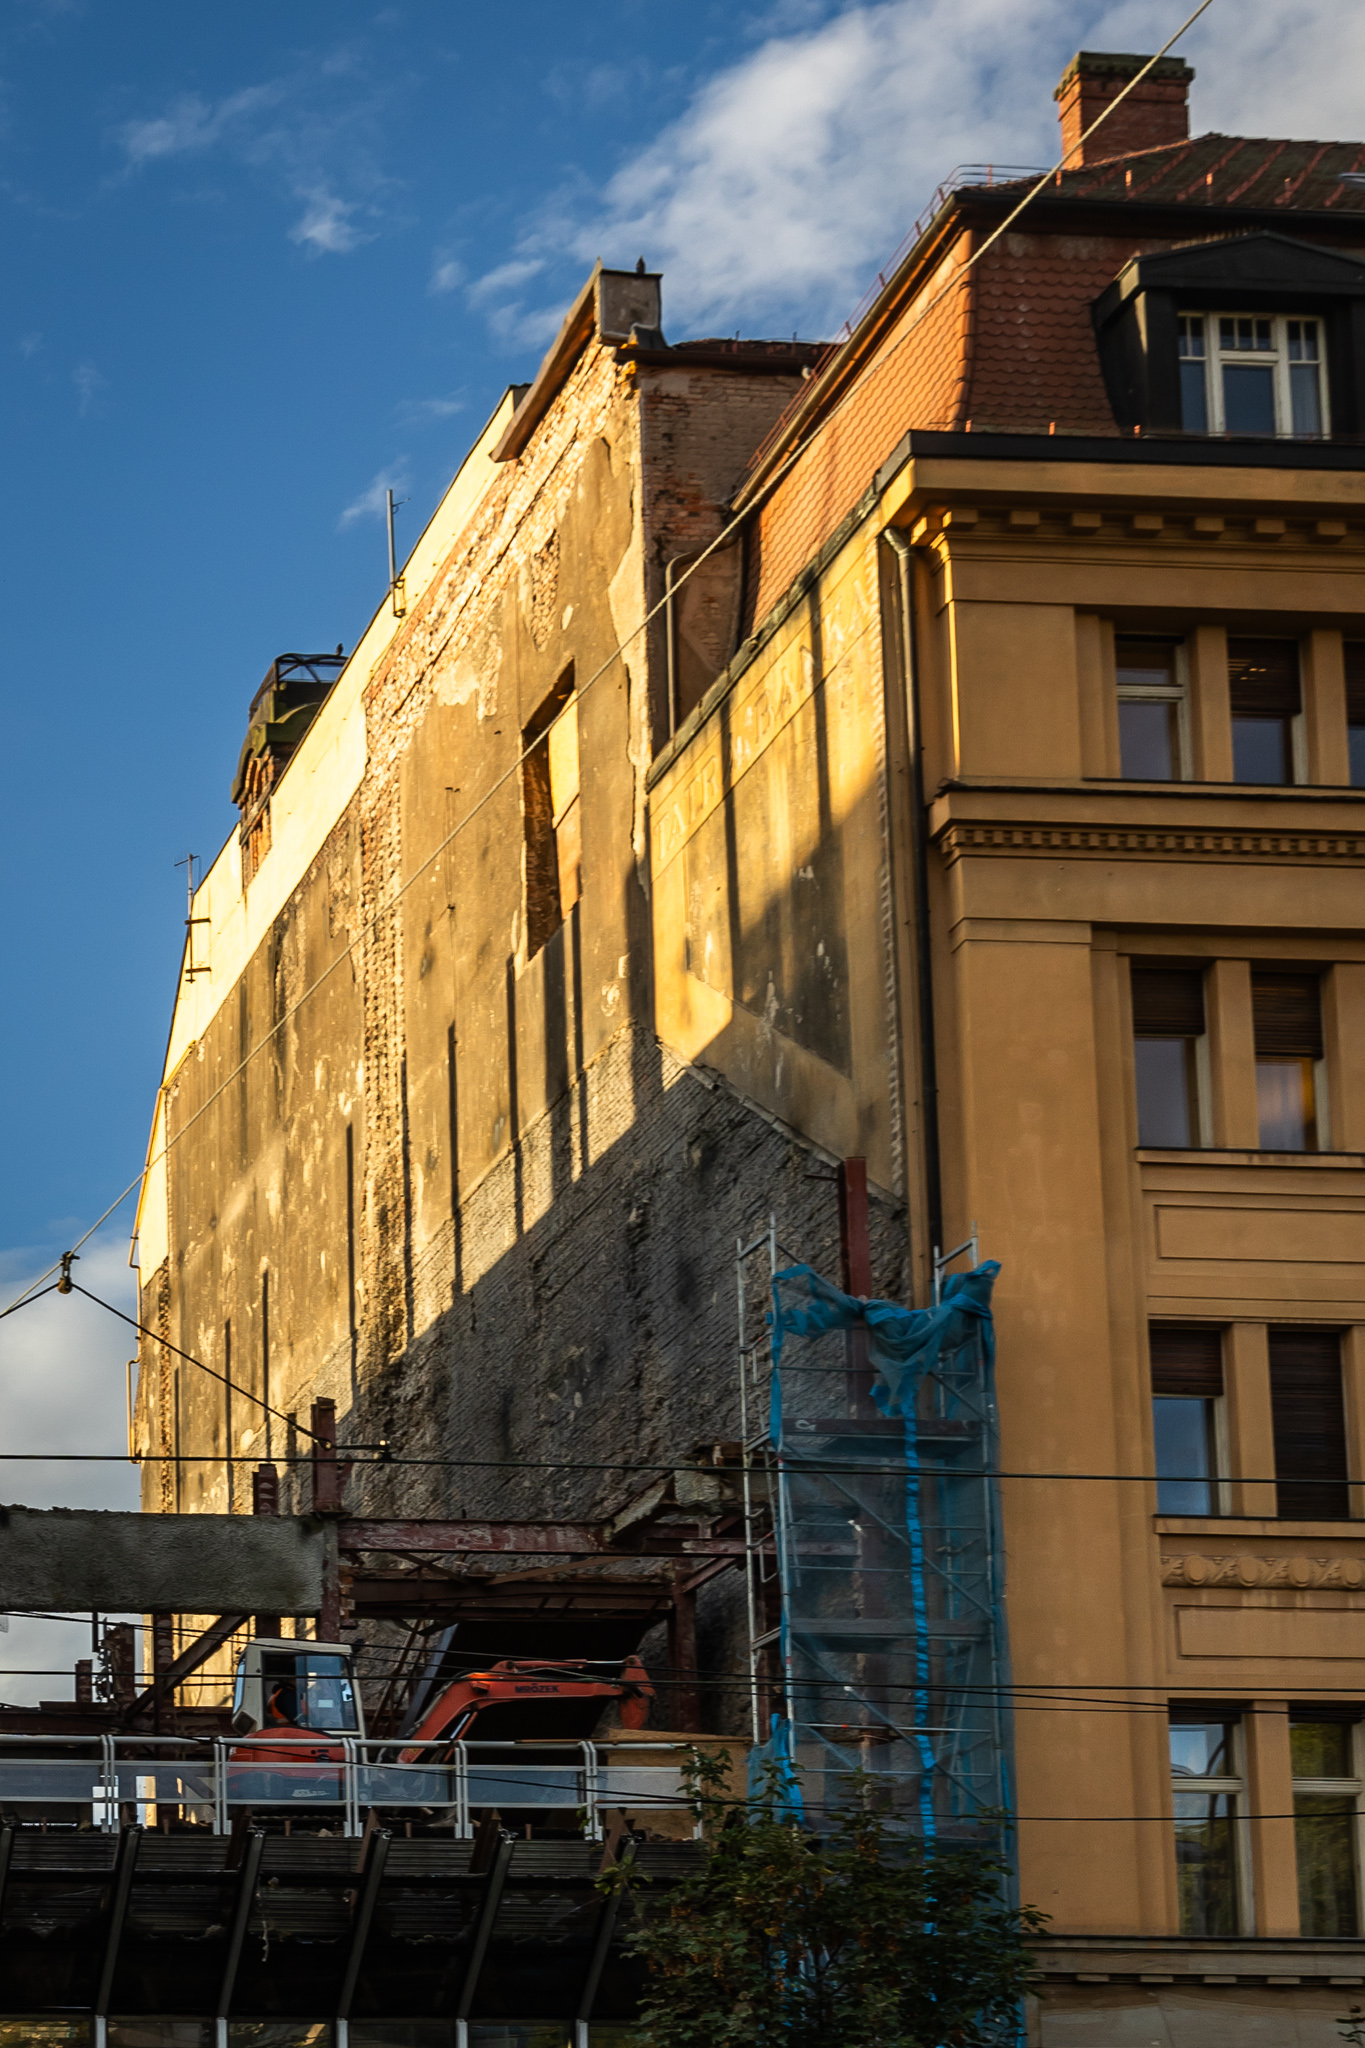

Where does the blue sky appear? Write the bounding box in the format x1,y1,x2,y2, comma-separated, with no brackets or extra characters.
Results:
0,0,1360,1687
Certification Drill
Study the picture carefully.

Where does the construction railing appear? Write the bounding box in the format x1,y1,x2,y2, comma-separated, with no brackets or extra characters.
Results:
0,1733,700,1839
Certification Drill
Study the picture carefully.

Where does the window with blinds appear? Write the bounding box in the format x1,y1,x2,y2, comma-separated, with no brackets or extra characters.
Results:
1269,1327,1351,1521
1347,642,1365,790
1151,1326,1223,1515
1252,971,1323,1151
1228,638,1300,785
1131,967,1206,1147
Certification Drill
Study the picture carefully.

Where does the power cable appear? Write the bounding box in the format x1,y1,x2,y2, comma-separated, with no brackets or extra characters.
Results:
734,0,1216,508
62,1282,319,1442
6,0,1218,1317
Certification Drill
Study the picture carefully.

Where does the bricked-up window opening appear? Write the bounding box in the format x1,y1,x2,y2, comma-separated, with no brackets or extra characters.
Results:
242,803,272,885
1291,1714,1362,1936
1117,638,1186,780
1270,1327,1351,1521
1170,1715,1245,1936
1252,970,1324,1151
1228,638,1301,785
1150,1325,1223,1516
1346,642,1365,788
522,668,580,959
1178,312,1328,439
1132,966,1206,1147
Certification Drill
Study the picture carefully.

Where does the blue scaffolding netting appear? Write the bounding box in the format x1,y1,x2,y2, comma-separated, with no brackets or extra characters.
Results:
756,1259,1014,1846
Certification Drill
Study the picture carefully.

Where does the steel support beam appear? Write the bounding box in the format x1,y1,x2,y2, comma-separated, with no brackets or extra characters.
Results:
340,1519,746,1557
216,1828,265,2026
94,1824,141,2021
577,1842,635,2036
454,1833,514,2027
124,1611,250,1727
335,1827,390,2021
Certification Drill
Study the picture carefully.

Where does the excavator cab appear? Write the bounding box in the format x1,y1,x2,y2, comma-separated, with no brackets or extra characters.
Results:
231,1639,365,1739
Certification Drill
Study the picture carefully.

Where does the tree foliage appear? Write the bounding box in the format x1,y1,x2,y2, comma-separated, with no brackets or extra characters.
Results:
615,1749,1044,2048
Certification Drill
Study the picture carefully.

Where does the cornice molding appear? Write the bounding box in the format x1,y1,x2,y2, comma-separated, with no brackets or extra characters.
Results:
1162,1552,1365,1590
939,822,1365,866
915,503,1361,558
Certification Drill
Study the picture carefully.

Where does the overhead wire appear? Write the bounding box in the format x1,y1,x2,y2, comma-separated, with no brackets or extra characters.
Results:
1,0,1218,1327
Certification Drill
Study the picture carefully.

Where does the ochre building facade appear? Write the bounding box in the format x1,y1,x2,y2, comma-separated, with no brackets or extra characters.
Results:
137,52,1365,2044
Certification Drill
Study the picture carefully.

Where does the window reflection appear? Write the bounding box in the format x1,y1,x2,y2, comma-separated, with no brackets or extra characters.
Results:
1256,1057,1317,1151
1171,1719,1242,1937
1153,1397,1215,1515
1291,1720,1360,1937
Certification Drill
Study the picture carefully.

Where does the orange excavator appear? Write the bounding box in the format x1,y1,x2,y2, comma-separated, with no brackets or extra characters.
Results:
229,1638,653,1766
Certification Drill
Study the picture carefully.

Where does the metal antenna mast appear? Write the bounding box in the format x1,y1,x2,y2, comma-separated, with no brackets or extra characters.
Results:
176,854,210,982
387,488,409,619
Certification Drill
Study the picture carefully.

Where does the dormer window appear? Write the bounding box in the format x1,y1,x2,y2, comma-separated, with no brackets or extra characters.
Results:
1093,234,1365,440
1177,312,1327,437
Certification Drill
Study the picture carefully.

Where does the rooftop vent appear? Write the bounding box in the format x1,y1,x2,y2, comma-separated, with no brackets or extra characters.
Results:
231,650,345,817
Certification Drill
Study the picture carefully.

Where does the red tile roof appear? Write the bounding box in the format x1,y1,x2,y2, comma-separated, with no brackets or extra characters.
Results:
995,132,1365,215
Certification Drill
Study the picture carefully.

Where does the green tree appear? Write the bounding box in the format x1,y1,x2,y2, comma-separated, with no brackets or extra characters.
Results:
615,1750,1044,2048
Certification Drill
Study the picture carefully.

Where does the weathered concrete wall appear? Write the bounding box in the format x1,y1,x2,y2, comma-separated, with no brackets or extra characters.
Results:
133,308,885,1745
0,1508,323,1614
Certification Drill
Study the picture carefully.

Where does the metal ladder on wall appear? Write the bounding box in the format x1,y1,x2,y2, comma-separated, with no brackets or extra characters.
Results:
736,1218,787,1747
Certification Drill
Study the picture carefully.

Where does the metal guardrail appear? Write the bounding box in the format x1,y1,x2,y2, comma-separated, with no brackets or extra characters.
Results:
0,1733,699,1839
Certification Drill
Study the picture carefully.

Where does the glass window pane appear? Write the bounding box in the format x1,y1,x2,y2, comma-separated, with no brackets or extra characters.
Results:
1116,642,1177,691
1171,1722,1234,1778
1135,1037,1195,1147
1223,362,1277,434
1154,1397,1214,1515
1291,1721,1354,1778
1295,1793,1359,1935
1180,357,1208,433
1232,714,1290,784
1290,362,1323,437
1350,726,1365,788
1256,1057,1316,1151
1119,699,1177,779
1174,1790,1239,1934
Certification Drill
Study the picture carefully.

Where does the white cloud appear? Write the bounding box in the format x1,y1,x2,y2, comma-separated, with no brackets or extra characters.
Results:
481,0,1365,344
395,393,466,426
0,1232,142,1706
339,462,411,529
119,83,284,167
73,359,106,415
429,254,465,295
116,47,398,258
290,184,372,255
17,331,41,358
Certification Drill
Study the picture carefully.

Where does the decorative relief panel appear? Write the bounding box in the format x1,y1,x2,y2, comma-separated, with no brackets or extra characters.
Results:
1162,1552,1365,1589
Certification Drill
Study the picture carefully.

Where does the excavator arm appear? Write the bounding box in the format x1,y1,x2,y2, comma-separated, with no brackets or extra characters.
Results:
402,1656,654,1753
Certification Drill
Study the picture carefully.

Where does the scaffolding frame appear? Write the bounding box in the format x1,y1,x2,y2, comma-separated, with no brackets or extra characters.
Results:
737,1225,1013,1844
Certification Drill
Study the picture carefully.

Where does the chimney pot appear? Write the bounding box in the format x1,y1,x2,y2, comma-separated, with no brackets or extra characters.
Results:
1055,50,1194,169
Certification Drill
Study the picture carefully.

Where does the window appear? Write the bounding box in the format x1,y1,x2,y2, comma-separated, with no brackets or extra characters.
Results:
1132,966,1206,1147
1252,970,1323,1150
1117,637,1186,779
1170,1715,1245,1935
1151,1326,1223,1515
1346,642,1365,789
1228,638,1301,785
1179,312,1328,438
522,669,581,958
1292,1716,1361,1936
1269,1327,1351,1520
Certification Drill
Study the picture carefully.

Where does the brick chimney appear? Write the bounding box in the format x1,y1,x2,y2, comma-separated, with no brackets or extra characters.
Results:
1055,51,1194,168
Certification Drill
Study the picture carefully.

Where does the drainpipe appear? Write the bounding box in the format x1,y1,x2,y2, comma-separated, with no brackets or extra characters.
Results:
881,526,943,1277
664,551,698,737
